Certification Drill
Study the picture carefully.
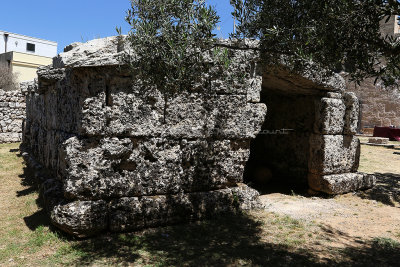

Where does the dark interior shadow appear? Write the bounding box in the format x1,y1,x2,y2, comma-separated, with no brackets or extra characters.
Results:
356,172,400,207
243,89,315,197
246,176,309,196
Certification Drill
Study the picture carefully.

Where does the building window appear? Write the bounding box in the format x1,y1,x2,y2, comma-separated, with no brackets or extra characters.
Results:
26,43,35,52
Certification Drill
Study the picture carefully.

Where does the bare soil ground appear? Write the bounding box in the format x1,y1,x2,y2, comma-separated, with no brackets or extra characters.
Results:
261,138,400,245
0,141,400,266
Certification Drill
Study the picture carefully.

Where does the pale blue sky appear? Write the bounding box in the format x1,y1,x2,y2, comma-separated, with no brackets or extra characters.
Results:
1,0,234,53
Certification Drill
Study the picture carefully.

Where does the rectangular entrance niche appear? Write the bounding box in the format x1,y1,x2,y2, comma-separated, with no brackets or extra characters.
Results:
244,67,376,194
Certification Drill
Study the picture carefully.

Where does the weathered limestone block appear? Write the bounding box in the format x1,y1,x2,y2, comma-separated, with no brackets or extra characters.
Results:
108,185,260,233
32,184,260,237
79,90,267,139
309,134,360,175
368,137,389,144
308,172,376,195
23,141,262,237
37,67,66,87
52,37,124,68
246,76,263,103
59,137,253,200
343,92,360,135
325,92,342,99
51,201,108,237
314,97,345,134
206,98,267,139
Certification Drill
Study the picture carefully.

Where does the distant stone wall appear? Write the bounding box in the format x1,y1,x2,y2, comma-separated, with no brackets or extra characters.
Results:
347,78,400,129
0,85,28,143
351,15,400,130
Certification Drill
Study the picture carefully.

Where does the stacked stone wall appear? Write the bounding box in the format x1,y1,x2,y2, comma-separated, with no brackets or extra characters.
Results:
347,78,400,129
22,37,267,237
0,87,27,143
21,37,376,237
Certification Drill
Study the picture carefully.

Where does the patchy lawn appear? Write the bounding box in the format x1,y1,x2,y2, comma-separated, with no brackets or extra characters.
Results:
0,142,400,266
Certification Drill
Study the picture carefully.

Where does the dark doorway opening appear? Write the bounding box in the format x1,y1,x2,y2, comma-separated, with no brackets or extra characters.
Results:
244,75,323,195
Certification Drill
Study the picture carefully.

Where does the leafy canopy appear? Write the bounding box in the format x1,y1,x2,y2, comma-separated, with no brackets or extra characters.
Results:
124,0,220,98
231,0,400,85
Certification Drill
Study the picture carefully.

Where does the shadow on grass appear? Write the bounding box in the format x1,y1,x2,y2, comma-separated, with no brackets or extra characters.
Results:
357,172,400,207
17,165,40,198
9,147,53,232
317,224,400,266
62,214,400,267
68,213,328,266
338,237,400,267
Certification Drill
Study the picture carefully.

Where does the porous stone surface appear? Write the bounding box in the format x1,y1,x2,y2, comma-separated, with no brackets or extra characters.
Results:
308,172,376,194
51,200,108,237
52,37,126,68
368,137,390,144
22,37,267,237
262,62,346,96
109,184,260,232
0,83,30,143
309,134,360,175
343,92,360,135
314,97,346,135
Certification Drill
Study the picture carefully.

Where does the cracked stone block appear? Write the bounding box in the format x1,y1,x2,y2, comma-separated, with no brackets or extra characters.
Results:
308,172,376,194
314,97,345,135
309,134,360,175
108,185,260,232
59,137,254,200
343,92,360,135
79,90,267,139
206,98,267,139
368,137,389,144
50,200,108,238
246,76,262,103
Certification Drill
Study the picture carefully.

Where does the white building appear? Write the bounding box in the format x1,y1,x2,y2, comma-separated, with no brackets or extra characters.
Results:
0,31,57,58
0,31,57,82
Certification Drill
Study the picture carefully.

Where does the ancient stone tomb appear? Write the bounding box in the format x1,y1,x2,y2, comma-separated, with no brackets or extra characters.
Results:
21,38,375,237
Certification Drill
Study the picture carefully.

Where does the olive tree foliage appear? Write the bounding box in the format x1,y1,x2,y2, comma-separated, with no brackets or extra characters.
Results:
0,66,19,91
231,0,400,86
122,0,231,122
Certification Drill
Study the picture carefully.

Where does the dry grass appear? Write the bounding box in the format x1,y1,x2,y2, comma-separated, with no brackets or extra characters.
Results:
1,142,400,266
359,143,400,174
